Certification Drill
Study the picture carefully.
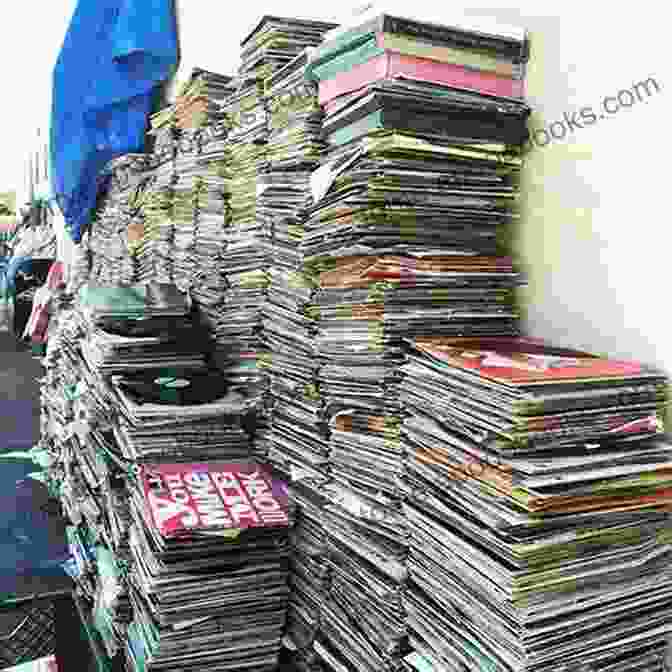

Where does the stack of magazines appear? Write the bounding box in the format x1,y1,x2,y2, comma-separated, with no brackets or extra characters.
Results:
79,314,209,374
125,462,292,672
297,10,530,672
89,154,151,286
173,68,235,132
239,16,337,82
110,367,255,463
400,336,672,672
265,49,328,170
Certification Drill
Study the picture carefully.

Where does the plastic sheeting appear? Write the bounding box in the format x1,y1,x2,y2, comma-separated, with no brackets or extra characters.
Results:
50,0,179,243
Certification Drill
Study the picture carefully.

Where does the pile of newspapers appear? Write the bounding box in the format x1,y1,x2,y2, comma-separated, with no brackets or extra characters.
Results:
88,154,152,286
260,53,329,479
125,462,292,672
239,16,338,82
40,282,290,670
292,11,530,672
212,18,338,458
400,336,672,672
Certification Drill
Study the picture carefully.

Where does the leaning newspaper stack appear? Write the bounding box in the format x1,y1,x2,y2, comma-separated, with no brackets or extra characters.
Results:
125,462,292,672
400,336,672,672
299,10,530,671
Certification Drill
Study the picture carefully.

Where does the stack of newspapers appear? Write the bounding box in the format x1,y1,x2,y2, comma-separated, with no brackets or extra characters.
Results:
301,10,530,672
400,336,672,672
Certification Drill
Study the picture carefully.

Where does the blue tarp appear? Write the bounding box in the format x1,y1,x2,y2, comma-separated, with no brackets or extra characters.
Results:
50,0,179,243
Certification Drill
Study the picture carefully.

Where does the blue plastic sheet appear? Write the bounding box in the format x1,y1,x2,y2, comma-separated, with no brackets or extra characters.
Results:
50,0,179,243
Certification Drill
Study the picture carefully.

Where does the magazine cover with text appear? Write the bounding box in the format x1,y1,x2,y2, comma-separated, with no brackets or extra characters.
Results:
140,462,290,539
411,336,660,384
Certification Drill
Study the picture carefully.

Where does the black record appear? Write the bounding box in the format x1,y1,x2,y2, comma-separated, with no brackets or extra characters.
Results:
116,370,229,405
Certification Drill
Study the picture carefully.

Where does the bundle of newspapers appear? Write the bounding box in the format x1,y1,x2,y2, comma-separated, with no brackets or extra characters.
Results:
88,154,152,286
260,53,329,480
239,15,338,82
400,336,672,672
295,10,531,672
39,282,274,669
125,462,292,672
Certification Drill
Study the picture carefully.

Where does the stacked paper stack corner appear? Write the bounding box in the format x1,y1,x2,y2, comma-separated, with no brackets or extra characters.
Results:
40,282,292,672
290,10,531,672
400,336,672,672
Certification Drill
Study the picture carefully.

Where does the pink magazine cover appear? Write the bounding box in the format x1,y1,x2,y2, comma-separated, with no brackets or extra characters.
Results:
141,462,290,538
318,51,525,107
412,336,652,384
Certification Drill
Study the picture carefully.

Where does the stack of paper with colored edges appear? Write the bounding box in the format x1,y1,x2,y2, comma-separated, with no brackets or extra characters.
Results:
215,76,270,392
264,50,327,169
240,16,338,82
400,336,672,672
173,68,235,132
108,367,254,464
89,154,152,286
79,313,210,374
125,462,292,672
308,11,528,106
298,11,530,672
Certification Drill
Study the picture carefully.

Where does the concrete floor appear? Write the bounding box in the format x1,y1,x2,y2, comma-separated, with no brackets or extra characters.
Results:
0,332,70,599
0,333,42,448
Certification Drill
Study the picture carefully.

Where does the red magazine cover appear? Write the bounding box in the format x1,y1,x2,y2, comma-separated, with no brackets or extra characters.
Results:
413,337,650,383
141,463,290,538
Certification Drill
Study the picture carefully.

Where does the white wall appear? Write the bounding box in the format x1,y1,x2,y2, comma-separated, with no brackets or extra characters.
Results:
168,0,344,99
